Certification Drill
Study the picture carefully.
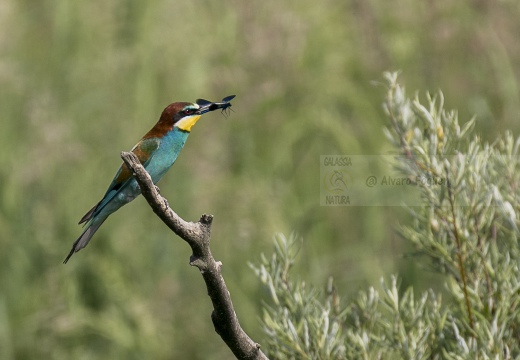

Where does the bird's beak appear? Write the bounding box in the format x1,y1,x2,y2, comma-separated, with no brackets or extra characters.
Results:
195,102,219,115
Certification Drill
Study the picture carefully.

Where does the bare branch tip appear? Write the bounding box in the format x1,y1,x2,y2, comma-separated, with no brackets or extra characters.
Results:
121,151,139,167
200,214,214,224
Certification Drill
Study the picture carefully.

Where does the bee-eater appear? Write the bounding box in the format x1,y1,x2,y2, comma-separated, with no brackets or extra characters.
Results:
64,96,235,263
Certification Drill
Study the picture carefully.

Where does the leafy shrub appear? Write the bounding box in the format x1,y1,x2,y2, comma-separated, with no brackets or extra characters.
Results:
251,73,520,359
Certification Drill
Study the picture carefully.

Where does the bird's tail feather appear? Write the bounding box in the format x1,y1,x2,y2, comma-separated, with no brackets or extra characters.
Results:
63,217,107,264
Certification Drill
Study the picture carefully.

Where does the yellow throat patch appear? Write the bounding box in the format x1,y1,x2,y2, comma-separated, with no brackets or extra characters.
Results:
175,115,201,132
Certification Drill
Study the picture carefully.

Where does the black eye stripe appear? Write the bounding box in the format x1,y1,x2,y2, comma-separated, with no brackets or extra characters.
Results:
182,107,198,115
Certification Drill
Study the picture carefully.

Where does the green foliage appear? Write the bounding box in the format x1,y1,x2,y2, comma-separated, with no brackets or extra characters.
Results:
253,75,520,359
250,234,347,359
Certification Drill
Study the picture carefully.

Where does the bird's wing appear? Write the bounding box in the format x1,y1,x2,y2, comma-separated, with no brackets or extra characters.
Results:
79,137,161,224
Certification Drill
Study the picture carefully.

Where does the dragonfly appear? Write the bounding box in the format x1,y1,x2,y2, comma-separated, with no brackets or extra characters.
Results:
197,95,235,116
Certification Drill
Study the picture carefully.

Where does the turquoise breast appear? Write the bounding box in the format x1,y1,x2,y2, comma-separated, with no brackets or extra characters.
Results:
145,128,189,184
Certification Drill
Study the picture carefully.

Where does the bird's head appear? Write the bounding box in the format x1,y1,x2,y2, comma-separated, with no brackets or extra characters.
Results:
165,102,203,132
145,96,235,139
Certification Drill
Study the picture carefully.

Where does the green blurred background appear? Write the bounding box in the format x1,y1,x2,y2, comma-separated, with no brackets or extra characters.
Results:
1,0,519,358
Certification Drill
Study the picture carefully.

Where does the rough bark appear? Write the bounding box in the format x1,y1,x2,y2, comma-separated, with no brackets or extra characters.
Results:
121,151,268,360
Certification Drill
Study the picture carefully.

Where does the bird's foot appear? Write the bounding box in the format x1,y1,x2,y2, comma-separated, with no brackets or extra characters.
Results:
163,198,170,209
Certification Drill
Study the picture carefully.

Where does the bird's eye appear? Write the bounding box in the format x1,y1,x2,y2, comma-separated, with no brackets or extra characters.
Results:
184,109,194,115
